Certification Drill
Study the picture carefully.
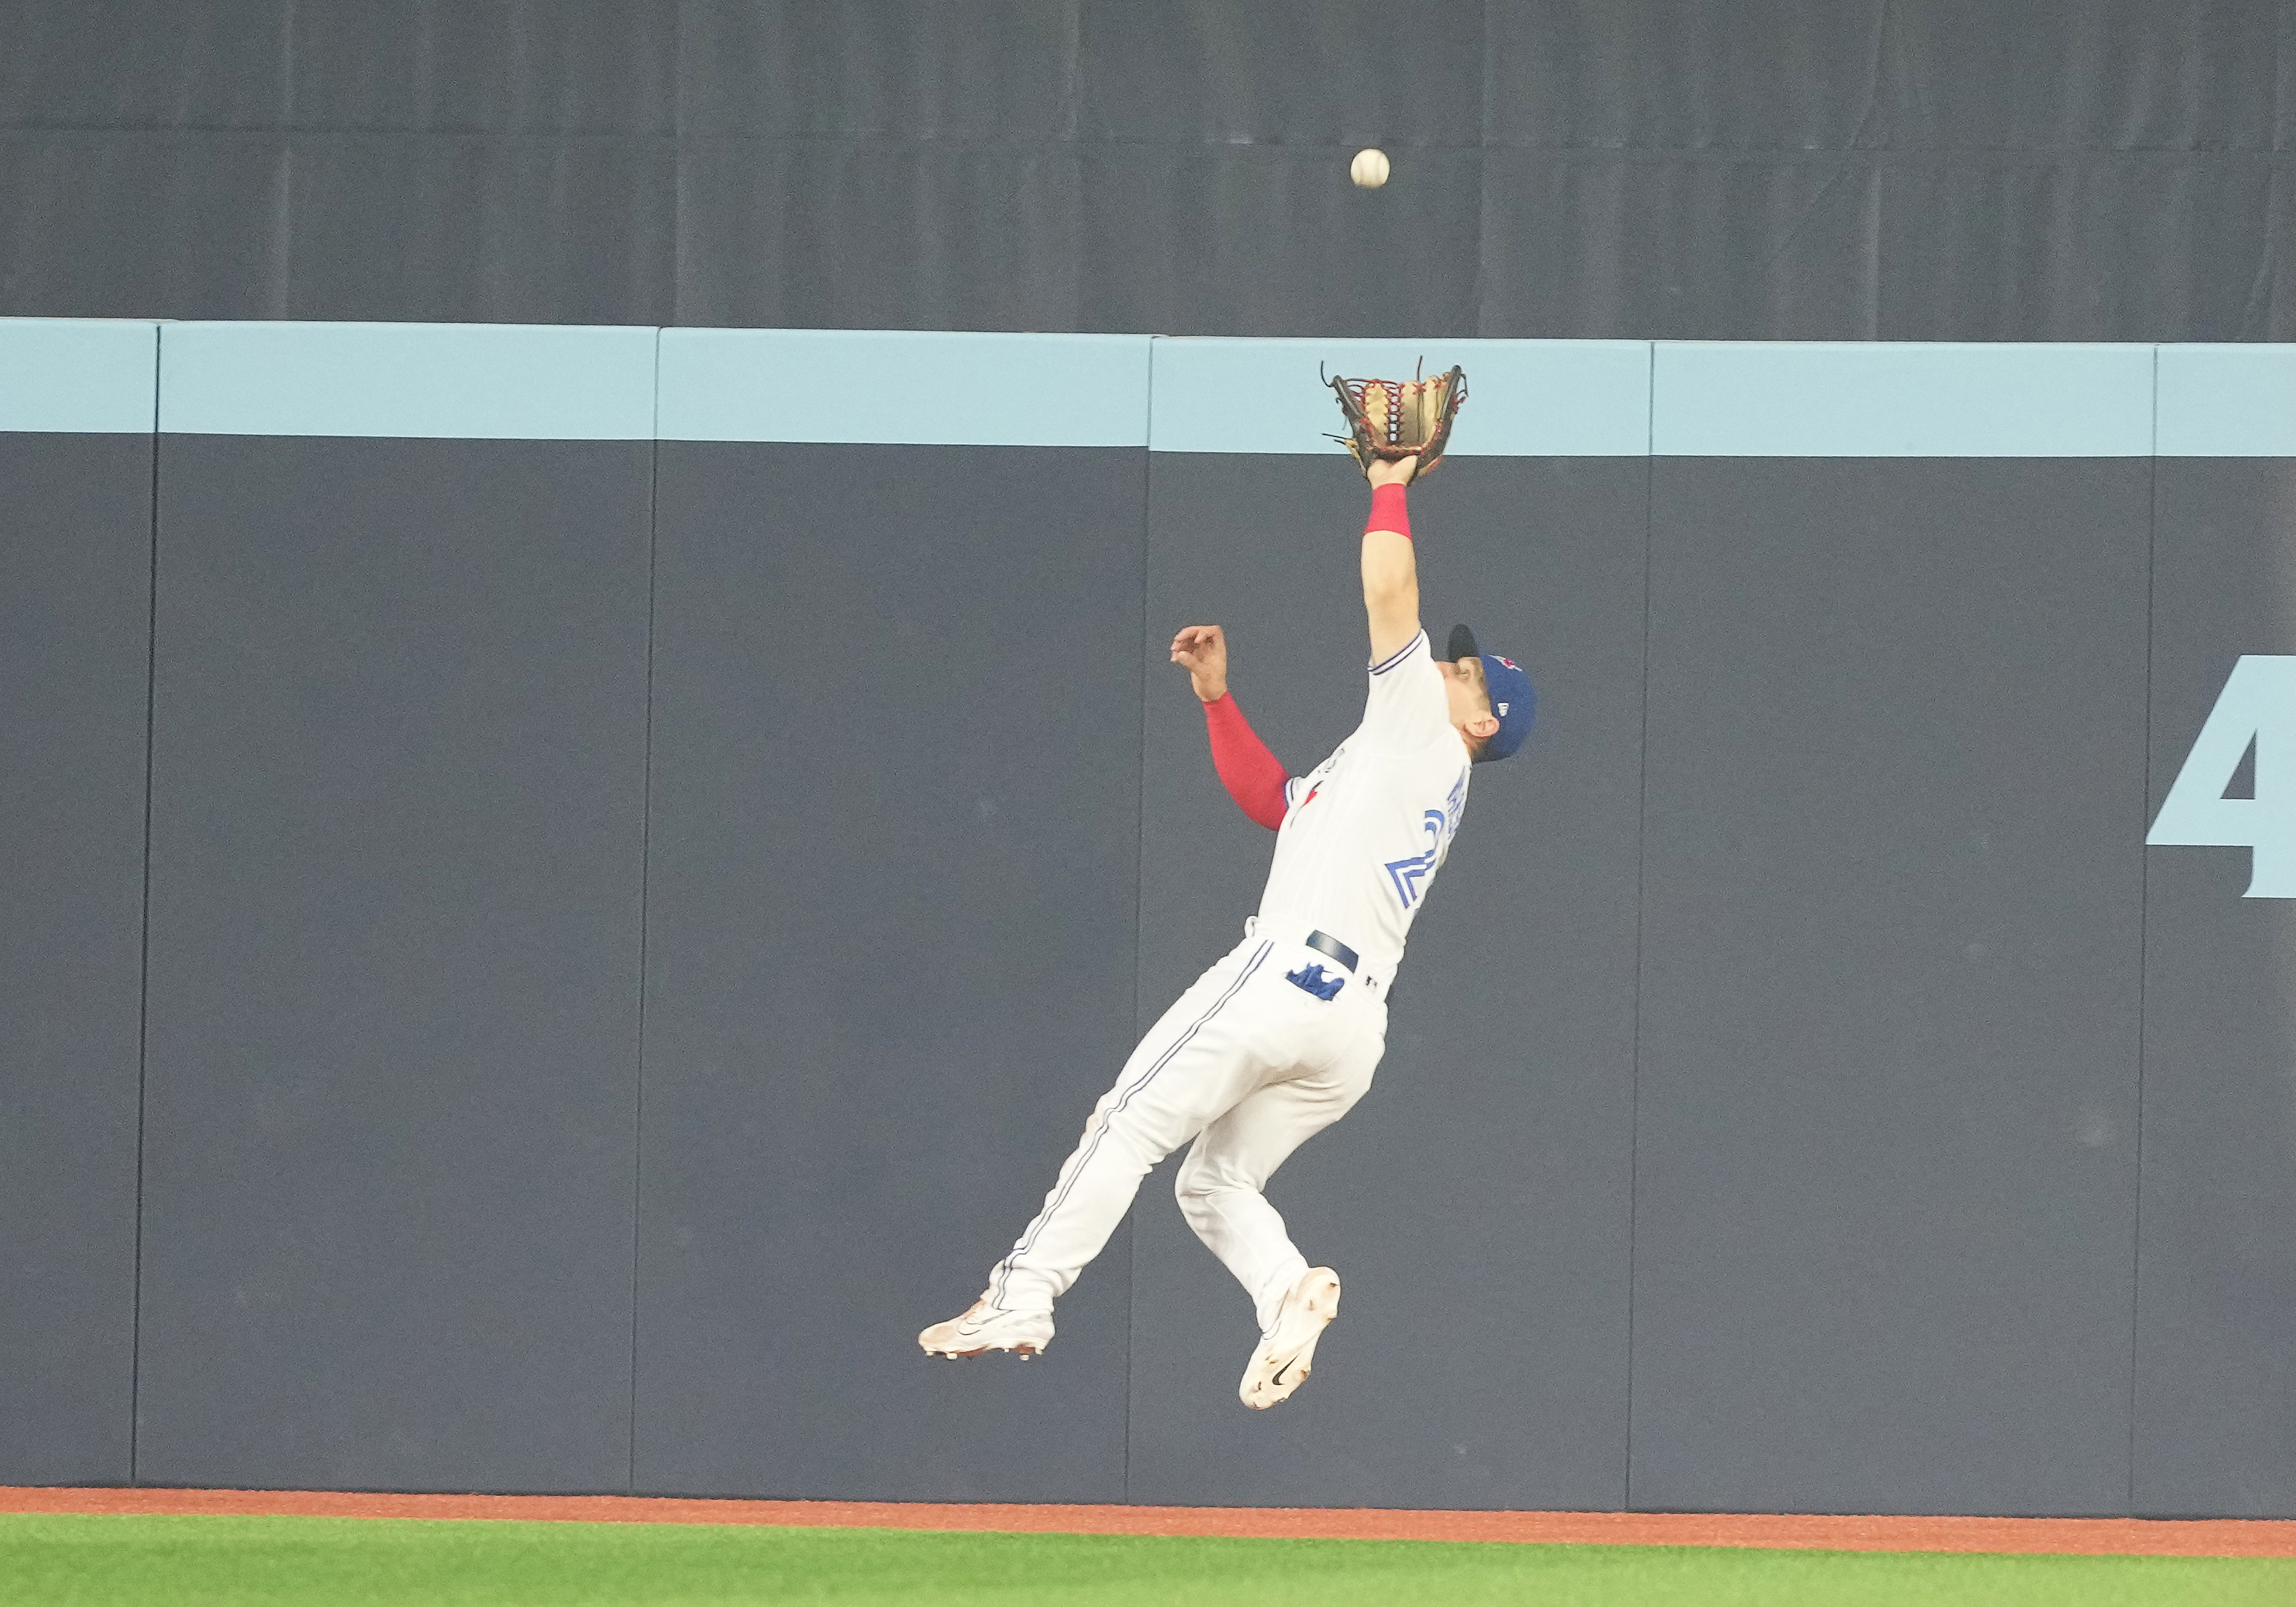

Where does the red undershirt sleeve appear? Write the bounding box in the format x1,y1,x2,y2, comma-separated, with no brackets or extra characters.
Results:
1199,693,1291,831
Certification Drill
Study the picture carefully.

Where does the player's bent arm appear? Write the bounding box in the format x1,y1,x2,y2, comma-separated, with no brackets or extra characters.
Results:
1173,622,1289,829
1201,694,1290,830
1362,464,1422,665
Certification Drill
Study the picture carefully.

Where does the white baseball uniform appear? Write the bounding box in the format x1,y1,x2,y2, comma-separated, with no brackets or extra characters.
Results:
987,628,1470,1333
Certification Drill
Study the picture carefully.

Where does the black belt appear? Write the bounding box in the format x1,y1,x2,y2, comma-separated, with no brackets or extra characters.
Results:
1305,930,1359,973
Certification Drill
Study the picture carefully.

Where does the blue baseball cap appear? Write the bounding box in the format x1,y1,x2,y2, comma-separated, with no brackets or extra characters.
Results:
1446,625,1535,763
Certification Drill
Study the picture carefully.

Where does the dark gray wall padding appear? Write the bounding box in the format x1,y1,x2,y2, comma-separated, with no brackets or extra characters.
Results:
632,444,1147,1501
0,433,152,1486
6,1,2296,339
1630,459,2154,1516
1125,456,1646,1510
2134,461,2296,1519
132,438,653,1492
11,417,2296,1517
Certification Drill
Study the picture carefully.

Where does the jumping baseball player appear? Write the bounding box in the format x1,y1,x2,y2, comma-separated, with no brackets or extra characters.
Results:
920,384,1534,1409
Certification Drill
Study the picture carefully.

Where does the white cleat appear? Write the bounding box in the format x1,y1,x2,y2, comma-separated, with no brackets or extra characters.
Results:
918,1297,1055,1360
1239,1266,1342,1411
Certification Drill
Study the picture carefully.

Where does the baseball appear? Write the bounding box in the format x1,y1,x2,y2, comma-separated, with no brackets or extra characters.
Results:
1350,148,1390,189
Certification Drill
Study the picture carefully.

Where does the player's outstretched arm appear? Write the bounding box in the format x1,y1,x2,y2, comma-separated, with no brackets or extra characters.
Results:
1173,623,1290,831
1362,457,1422,665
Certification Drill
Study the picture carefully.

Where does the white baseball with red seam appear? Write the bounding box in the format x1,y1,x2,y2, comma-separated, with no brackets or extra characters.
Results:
1350,149,1390,189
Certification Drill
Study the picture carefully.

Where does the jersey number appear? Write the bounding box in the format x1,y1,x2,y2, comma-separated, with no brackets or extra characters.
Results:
1385,809,1447,910
2146,654,2296,898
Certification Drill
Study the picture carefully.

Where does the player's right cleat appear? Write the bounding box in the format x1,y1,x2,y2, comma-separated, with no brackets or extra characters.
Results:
1239,1266,1342,1410
918,1298,1054,1361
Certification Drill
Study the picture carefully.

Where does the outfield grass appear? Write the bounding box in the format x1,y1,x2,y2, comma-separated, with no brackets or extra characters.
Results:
4,1513,2291,1606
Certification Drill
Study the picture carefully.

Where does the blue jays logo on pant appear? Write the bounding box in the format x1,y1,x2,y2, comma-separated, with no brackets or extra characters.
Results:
1286,962,1345,1001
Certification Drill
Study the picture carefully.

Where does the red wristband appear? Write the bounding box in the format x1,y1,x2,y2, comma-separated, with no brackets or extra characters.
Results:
1367,481,1411,541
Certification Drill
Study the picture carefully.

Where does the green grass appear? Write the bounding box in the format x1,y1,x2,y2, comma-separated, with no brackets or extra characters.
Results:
3,1513,2290,1606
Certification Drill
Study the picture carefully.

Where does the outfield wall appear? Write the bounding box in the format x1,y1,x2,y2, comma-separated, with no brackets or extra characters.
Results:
3,320,2291,1517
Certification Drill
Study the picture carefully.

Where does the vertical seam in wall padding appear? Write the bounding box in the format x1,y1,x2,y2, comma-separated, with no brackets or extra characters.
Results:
627,332,664,1495
2127,347,2159,1514
1623,341,1655,1510
1124,349,1155,1504
128,329,162,1484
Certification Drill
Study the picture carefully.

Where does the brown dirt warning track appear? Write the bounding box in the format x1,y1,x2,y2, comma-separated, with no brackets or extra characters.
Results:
5,1487,2294,1558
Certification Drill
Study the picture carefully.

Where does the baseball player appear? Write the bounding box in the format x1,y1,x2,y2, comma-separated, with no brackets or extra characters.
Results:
920,449,1535,1409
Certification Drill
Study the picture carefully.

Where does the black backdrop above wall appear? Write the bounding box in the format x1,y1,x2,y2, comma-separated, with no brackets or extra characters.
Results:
5,0,2295,339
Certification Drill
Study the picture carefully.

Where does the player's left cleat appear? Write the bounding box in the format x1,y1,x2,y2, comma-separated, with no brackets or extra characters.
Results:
1239,1266,1342,1410
918,1297,1055,1361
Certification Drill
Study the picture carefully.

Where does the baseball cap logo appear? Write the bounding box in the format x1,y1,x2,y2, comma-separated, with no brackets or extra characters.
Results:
1497,657,1518,671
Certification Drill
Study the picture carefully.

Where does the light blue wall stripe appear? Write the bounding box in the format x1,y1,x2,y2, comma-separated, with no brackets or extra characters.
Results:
0,319,158,434
11,320,2291,456
1147,338,1651,455
156,322,658,438
1653,342,2157,457
657,329,1153,446
2155,345,2296,457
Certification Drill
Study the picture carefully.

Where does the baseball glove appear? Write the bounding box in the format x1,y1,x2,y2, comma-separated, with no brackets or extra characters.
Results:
1325,361,1467,480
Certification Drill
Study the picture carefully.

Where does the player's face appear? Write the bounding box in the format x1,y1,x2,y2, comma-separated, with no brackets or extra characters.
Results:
1442,656,1497,735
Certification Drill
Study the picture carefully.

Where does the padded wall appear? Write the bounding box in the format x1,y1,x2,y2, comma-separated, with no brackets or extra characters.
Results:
133,434,654,1492
1127,453,1645,1510
1632,457,2151,1515
632,442,1147,1501
2135,458,2296,1516
0,322,157,1484
4,321,2292,1517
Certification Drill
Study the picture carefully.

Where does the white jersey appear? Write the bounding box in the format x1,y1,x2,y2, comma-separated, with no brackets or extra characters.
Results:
1252,629,1470,976
975,633,1479,1351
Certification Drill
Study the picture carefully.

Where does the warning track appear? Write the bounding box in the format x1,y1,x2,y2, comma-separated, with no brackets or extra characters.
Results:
5,1487,2292,1558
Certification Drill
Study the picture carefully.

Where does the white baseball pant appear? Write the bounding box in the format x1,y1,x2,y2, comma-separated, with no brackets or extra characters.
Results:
987,928,1388,1333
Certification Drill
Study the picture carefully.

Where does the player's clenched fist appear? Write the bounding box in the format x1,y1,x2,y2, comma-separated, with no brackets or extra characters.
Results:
1170,624,1228,703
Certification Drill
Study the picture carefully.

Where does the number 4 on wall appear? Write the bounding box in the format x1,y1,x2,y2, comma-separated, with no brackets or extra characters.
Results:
2146,654,2296,898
